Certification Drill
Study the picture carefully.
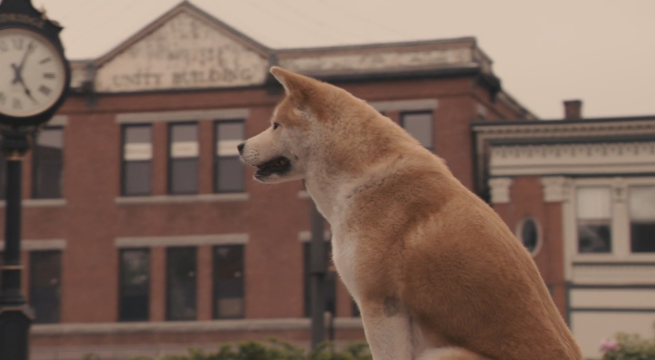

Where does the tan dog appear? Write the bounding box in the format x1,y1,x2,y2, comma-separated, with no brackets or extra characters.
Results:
239,67,582,360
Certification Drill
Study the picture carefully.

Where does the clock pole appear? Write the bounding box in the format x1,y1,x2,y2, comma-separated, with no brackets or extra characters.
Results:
0,0,71,359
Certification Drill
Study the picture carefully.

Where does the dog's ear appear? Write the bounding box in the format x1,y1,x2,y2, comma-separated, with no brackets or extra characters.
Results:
270,66,317,106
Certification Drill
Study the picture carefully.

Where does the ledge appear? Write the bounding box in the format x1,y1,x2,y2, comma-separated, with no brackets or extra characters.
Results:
298,191,310,199
31,318,362,336
116,233,248,248
0,199,67,208
24,199,68,207
115,193,249,205
0,239,66,251
298,230,332,242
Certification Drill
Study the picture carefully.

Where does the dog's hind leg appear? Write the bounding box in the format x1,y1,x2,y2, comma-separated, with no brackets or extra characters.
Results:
416,348,491,360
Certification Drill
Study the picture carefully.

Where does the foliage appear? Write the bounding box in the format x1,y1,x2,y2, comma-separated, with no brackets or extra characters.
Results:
84,339,371,360
601,332,655,360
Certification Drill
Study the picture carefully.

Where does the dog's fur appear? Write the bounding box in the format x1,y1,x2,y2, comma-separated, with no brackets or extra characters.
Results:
240,67,583,360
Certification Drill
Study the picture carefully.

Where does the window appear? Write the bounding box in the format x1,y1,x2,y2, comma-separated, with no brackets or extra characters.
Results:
516,217,541,255
119,249,150,321
576,187,612,253
213,245,245,319
215,121,245,193
33,127,63,198
169,123,198,194
303,242,336,317
629,187,655,253
166,247,197,321
401,111,433,150
29,250,62,324
0,154,5,200
352,300,361,317
122,125,152,196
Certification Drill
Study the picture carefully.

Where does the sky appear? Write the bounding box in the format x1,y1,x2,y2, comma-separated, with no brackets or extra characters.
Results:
23,0,655,119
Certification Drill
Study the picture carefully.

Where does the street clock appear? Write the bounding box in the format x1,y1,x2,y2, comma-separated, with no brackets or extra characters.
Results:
0,0,70,127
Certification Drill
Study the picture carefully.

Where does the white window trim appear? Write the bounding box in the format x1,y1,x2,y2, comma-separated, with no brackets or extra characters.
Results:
116,108,249,124
0,239,66,251
115,233,248,248
564,177,655,269
115,193,248,204
368,99,438,112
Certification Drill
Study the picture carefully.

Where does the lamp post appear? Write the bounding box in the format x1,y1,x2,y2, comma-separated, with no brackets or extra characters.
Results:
0,0,70,358
309,202,326,349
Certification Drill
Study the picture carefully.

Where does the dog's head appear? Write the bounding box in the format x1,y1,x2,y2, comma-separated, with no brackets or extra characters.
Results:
238,67,334,184
239,66,406,185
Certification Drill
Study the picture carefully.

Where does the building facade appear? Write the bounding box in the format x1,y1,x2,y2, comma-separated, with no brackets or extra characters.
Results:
9,2,651,360
474,102,655,359
0,2,539,359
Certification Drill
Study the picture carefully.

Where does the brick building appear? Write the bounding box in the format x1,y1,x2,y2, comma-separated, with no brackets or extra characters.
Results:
474,101,655,359
5,1,649,359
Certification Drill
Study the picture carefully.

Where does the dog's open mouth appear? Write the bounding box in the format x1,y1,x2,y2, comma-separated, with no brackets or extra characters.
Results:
255,156,291,179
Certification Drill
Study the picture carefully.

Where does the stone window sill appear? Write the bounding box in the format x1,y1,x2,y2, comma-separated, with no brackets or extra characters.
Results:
31,317,362,335
0,199,67,208
115,193,249,205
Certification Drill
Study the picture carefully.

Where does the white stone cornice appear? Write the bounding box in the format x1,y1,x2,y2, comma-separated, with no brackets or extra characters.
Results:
541,176,570,203
488,177,513,204
490,142,655,177
474,118,655,140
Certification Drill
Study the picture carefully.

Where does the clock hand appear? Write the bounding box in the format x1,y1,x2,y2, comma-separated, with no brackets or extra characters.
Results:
14,76,38,104
12,42,35,84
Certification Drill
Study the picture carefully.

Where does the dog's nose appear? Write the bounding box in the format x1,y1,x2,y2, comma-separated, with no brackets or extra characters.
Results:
237,142,245,154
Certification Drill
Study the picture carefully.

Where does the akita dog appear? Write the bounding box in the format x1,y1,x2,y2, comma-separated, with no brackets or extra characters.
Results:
238,67,582,360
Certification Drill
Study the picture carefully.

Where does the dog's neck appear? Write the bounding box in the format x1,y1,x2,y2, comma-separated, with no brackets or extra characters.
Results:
303,153,405,223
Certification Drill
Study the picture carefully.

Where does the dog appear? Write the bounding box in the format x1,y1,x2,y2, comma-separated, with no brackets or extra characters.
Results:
238,66,582,360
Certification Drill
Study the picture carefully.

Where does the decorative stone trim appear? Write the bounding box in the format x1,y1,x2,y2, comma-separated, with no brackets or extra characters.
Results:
48,115,68,127
0,199,68,208
298,230,331,242
489,142,655,176
298,190,310,199
488,177,512,204
31,318,363,335
115,193,248,204
541,176,569,203
116,108,249,124
368,99,438,112
0,239,66,251
115,233,248,248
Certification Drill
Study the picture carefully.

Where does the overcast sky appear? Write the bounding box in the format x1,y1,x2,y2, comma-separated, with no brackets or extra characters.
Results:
26,0,655,119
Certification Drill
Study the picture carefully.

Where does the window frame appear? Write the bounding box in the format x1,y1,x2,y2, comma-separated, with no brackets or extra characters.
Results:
400,110,434,151
29,250,62,324
118,247,151,322
212,244,246,319
32,126,64,199
515,216,542,257
167,122,199,195
121,124,153,197
165,246,198,321
567,177,655,264
214,119,246,194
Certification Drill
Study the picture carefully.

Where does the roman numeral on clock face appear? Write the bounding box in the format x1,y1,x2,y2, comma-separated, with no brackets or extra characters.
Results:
0,92,5,105
12,98,22,110
39,85,52,96
43,73,55,79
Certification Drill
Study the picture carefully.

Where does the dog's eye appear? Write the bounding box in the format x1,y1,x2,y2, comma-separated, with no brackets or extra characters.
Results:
273,123,280,130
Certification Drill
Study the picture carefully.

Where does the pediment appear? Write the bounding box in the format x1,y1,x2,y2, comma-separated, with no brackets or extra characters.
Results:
94,4,270,93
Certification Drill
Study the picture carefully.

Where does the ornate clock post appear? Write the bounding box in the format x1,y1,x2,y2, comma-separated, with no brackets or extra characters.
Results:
0,0,70,359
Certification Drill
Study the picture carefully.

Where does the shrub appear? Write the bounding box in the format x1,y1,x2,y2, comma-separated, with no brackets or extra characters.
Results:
84,339,371,360
601,332,655,360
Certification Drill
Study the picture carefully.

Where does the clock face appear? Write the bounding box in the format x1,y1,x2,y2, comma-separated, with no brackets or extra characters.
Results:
0,28,66,118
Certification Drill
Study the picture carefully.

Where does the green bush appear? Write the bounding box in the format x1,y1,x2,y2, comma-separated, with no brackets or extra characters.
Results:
601,332,655,360
85,339,371,360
